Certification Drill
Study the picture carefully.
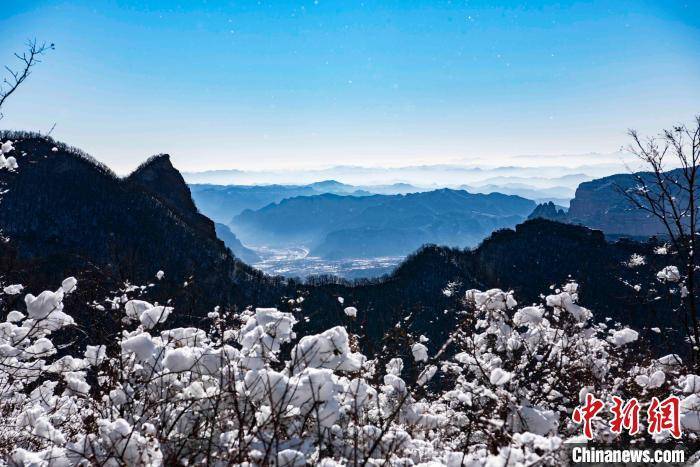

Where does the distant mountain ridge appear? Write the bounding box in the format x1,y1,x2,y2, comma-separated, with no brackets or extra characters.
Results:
182,155,632,187
231,189,536,258
528,201,567,221
189,181,422,223
462,183,573,206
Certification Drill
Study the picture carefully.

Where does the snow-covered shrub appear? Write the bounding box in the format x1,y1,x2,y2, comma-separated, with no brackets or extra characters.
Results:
0,140,17,171
0,278,697,465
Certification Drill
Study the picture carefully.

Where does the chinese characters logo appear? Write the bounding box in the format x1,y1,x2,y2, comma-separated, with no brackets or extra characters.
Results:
572,393,681,439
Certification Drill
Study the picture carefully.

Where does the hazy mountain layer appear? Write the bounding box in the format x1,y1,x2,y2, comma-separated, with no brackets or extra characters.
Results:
231,189,536,259
182,153,636,187
189,181,421,223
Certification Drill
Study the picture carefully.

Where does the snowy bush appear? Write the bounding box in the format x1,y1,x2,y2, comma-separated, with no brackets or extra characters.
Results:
0,277,697,465
0,140,17,171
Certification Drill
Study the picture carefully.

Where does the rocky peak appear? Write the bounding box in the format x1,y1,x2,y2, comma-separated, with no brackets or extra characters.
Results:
128,154,196,212
128,154,215,237
527,201,568,222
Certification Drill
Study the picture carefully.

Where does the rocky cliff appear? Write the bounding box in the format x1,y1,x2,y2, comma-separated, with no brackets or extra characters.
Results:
528,169,692,239
567,172,666,237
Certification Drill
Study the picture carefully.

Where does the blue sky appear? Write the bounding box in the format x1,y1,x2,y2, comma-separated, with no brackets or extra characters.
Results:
1,0,699,173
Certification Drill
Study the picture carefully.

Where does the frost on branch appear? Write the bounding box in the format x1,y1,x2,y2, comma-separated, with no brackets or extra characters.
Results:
1,278,699,465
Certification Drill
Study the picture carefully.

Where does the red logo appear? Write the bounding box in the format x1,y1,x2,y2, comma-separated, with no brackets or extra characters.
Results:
610,396,640,435
647,396,681,439
572,393,604,439
572,394,681,439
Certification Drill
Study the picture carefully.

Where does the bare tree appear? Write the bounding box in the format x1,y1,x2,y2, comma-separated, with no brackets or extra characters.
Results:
622,116,700,366
0,39,54,119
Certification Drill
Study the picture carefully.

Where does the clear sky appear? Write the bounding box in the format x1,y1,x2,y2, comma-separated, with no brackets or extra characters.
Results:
1,0,699,174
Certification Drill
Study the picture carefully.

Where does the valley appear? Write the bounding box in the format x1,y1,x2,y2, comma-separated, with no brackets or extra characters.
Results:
248,245,403,279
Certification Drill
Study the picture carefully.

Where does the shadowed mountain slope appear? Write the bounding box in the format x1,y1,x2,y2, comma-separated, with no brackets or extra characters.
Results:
214,222,261,264
298,218,674,354
0,132,295,316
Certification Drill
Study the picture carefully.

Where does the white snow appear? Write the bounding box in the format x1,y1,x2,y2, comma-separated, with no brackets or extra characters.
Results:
626,254,646,268
411,343,429,362
25,290,64,320
139,305,173,329
61,277,77,293
683,375,700,394
292,326,364,373
609,328,639,347
124,300,153,320
489,368,512,385
121,332,156,361
513,306,544,326
84,345,106,366
657,265,681,282
6,310,25,322
163,347,197,372
647,370,666,388
3,284,23,295
2,276,699,465
1,140,14,154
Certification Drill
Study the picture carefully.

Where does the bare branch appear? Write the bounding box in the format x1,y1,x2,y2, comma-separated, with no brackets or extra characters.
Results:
0,39,54,120
625,117,700,368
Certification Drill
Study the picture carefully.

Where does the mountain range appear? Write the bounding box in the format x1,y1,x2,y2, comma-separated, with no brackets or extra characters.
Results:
230,190,536,259
181,153,637,187
0,132,683,354
190,179,571,224
189,180,379,223
461,183,572,206
186,161,680,271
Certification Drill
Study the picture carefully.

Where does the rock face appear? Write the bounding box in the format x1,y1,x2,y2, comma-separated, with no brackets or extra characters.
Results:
0,132,292,315
527,201,567,222
529,169,694,239
566,172,666,237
